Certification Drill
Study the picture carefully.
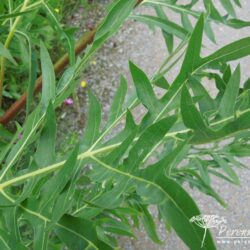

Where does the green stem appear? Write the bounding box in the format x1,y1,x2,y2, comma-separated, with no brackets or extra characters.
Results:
0,143,119,191
72,90,82,121
0,0,30,107
144,0,200,17
202,228,207,248
153,51,185,83
156,39,187,76
7,0,13,28
1,106,250,191
0,190,99,249
90,40,187,151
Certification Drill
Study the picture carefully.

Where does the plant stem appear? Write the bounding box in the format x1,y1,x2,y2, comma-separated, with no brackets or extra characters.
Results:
1,105,249,191
7,0,13,28
0,0,145,124
0,143,120,191
202,228,207,248
0,27,97,124
0,190,99,249
0,0,30,107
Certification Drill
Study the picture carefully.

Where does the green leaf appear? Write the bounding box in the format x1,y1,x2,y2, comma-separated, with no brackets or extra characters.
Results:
202,37,250,66
211,153,240,185
0,229,11,250
181,85,208,131
219,0,236,17
0,125,13,142
157,176,216,250
35,102,56,167
129,61,159,114
25,36,37,115
154,6,174,53
0,10,33,20
204,20,216,43
91,156,216,249
33,221,49,250
191,109,250,144
49,176,77,229
95,0,137,40
141,141,189,178
222,64,232,84
124,116,177,172
0,106,42,181
55,215,100,250
40,41,55,109
180,14,203,74
181,13,193,32
39,146,79,213
3,0,250,249
91,180,128,209
188,76,215,113
76,0,138,75
233,0,241,7
96,226,118,249
55,61,79,107
203,0,223,22
14,161,40,205
139,205,162,244
104,130,137,166
83,91,102,147
0,229,25,250
132,14,189,40
154,76,170,90
193,158,210,186
159,14,205,115
227,18,250,29
0,125,20,165
0,42,17,66
175,167,226,206
105,76,127,128
144,0,200,18
43,2,75,65
102,110,137,146
98,217,135,238
3,208,21,245
229,143,250,157
218,65,241,118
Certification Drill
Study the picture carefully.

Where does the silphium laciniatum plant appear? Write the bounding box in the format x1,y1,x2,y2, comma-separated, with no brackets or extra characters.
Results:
1,0,250,249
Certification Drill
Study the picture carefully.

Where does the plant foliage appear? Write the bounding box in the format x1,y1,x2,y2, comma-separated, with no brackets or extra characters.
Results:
0,0,250,249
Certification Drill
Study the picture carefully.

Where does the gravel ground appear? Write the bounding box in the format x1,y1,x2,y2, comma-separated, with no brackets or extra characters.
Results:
58,1,250,249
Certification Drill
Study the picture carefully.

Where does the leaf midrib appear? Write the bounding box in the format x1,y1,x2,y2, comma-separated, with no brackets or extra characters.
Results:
0,190,99,250
1,106,250,191
90,155,204,247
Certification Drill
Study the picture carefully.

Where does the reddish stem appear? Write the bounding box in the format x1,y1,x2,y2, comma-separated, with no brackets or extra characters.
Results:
0,28,96,125
0,0,144,125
